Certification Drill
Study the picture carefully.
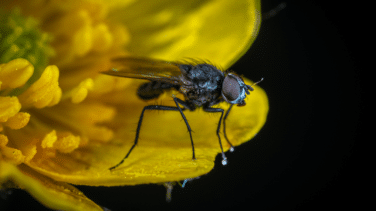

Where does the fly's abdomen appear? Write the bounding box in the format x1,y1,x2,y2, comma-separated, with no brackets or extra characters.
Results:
137,81,178,100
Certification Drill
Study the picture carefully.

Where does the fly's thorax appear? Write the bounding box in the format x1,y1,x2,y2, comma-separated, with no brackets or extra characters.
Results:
178,64,224,107
180,63,224,90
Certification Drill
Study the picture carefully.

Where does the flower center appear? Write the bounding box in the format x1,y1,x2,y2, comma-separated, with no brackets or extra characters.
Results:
0,8,54,96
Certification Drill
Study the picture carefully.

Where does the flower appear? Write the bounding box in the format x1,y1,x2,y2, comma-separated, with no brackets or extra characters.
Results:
0,0,267,210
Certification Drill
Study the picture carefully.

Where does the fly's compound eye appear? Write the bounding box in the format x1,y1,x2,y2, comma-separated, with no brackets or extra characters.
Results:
222,75,241,103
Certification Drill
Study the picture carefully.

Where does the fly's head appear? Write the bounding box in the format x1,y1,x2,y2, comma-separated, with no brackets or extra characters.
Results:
221,73,263,106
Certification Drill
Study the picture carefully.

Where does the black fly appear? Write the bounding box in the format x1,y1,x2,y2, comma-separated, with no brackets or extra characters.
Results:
102,57,263,170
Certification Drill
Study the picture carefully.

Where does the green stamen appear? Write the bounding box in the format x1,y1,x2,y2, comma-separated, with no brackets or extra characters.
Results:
0,8,54,96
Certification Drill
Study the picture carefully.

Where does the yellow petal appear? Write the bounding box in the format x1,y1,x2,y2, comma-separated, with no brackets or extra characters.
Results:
109,0,261,68
23,78,268,186
18,65,62,108
0,58,34,90
0,162,103,211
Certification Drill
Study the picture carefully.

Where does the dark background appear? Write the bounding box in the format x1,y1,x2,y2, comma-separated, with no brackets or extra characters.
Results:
1,0,363,210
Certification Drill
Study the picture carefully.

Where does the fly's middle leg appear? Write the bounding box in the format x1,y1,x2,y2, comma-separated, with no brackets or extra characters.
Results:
172,97,196,161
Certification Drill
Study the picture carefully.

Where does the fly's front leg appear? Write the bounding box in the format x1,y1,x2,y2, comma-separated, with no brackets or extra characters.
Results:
223,104,234,152
203,106,228,165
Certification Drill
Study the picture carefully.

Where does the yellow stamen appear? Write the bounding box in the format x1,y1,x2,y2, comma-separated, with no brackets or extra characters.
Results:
41,130,57,149
39,102,115,143
110,24,131,48
0,134,8,147
73,21,93,57
3,112,30,129
41,130,80,154
0,58,34,90
0,96,21,122
1,145,25,165
92,23,113,52
18,65,62,108
63,78,94,104
54,132,81,153
90,74,132,97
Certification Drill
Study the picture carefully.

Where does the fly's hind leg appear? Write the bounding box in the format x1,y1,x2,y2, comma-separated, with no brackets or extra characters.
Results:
109,104,187,170
109,98,196,170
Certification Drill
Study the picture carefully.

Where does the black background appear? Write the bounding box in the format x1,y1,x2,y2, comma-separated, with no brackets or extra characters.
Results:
1,0,363,210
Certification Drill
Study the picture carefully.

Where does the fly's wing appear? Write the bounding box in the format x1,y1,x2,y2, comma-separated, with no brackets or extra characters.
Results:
101,57,183,85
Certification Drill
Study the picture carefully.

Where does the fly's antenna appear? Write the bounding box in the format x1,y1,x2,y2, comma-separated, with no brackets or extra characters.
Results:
251,78,264,87
246,78,264,92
